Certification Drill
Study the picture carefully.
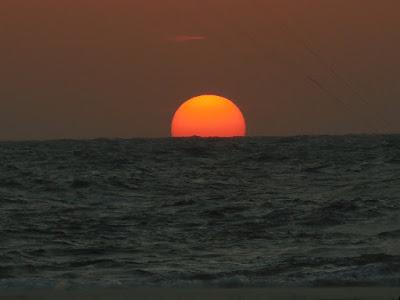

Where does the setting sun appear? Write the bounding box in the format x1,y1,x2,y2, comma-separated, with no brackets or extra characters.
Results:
171,95,246,137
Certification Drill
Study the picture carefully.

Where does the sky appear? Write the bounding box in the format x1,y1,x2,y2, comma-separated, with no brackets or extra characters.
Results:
1,0,400,139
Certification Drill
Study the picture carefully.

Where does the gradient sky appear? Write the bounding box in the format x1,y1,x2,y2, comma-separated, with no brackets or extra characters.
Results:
1,0,399,139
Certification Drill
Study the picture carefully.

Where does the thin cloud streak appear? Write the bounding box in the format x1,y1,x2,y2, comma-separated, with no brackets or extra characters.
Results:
167,35,207,42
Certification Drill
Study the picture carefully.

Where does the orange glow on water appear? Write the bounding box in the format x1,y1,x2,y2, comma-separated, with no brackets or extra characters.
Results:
171,95,246,137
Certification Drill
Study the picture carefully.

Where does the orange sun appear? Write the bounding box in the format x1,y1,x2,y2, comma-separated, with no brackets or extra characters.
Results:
171,95,246,137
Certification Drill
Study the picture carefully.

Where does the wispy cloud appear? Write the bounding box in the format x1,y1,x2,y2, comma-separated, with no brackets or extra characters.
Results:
167,35,207,42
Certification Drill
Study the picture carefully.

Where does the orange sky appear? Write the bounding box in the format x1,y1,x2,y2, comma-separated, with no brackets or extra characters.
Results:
1,0,400,139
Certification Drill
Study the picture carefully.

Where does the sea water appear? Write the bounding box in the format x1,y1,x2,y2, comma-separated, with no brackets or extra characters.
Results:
0,136,399,289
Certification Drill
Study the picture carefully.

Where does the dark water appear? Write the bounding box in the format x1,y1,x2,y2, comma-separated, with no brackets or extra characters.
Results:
1,135,400,289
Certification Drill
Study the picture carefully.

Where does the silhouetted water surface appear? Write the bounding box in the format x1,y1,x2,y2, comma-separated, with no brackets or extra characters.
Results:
0,136,399,289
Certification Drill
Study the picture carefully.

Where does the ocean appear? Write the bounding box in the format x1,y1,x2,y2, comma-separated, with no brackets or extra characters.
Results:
0,135,399,290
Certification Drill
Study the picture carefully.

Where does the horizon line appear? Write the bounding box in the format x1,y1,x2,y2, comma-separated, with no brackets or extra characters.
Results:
0,132,399,143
